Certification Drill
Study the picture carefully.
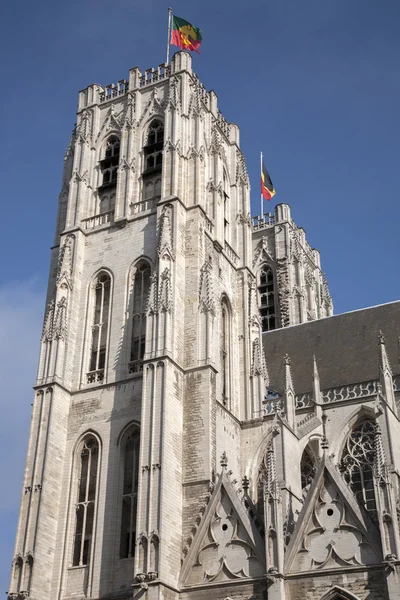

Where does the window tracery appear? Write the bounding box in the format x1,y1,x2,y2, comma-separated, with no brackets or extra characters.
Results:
258,265,276,332
120,426,140,559
142,120,164,201
100,136,120,188
88,272,111,383
129,262,150,373
339,420,377,517
73,436,99,566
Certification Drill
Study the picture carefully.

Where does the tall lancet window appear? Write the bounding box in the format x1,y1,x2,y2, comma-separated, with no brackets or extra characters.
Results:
142,119,164,202
300,446,316,492
258,265,276,332
100,136,120,187
73,435,99,566
220,297,231,407
339,420,377,517
120,426,140,559
88,272,111,383
129,262,150,373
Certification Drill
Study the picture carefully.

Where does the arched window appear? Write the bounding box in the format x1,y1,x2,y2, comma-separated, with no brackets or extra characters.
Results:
339,420,377,518
100,136,120,187
142,120,164,201
120,426,140,559
220,298,231,406
300,446,316,492
87,272,111,383
129,262,151,373
73,435,99,566
223,170,229,240
12,555,23,594
258,266,276,332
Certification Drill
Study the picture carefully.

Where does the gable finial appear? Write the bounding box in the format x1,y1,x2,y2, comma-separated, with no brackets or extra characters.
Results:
220,451,228,468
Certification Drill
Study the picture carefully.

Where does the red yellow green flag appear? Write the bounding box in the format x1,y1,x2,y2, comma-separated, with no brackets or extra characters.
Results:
171,15,202,54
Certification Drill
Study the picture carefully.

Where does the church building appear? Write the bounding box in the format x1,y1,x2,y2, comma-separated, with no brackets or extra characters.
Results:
8,51,400,600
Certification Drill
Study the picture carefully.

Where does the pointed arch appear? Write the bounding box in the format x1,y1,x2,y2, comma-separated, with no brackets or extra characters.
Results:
219,295,232,408
320,586,361,600
86,269,113,384
300,445,317,492
72,432,102,566
141,119,164,204
119,423,140,559
127,258,151,373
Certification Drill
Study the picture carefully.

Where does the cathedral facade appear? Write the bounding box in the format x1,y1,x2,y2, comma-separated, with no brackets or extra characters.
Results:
8,51,400,600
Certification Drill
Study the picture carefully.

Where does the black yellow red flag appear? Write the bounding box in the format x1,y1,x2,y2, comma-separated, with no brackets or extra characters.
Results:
261,162,276,201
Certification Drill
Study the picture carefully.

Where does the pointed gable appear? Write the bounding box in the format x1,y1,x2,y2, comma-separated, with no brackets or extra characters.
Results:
180,469,265,586
285,457,382,574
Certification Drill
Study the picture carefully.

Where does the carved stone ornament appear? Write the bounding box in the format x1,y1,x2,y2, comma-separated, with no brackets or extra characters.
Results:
199,261,215,313
157,204,174,259
235,149,249,186
41,300,55,342
95,105,124,142
186,489,264,583
147,272,159,315
158,268,173,313
253,235,274,268
56,234,74,289
76,109,92,144
167,76,181,111
138,88,165,126
123,93,136,129
276,257,290,327
293,479,378,570
251,338,269,384
53,296,68,340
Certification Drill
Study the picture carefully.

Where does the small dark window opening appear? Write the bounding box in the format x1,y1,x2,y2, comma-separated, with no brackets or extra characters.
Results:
258,266,276,332
99,136,120,189
143,120,164,174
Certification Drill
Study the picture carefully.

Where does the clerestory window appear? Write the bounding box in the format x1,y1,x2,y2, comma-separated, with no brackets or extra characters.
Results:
73,435,99,566
258,265,276,332
120,426,140,559
339,420,377,518
88,272,111,383
129,262,150,373
100,136,120,188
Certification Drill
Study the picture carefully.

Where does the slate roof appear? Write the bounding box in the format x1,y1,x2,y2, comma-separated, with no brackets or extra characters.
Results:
262,301,400,395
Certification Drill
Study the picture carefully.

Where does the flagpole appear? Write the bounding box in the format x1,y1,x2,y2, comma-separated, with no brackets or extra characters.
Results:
166,7,173,65
260,151,263,219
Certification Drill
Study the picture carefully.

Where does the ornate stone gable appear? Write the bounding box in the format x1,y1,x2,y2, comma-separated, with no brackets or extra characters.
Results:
95,104,124,142
180,466,265,586
253,235,275,269
285,457,381,574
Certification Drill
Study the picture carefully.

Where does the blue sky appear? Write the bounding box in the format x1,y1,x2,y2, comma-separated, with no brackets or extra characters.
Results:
1,0,399,592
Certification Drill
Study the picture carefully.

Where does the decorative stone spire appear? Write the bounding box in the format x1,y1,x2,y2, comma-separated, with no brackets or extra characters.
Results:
265,443,278,498
199,261,215,313
158,268,173,313
249,280,260,327
147,273,158,315
283,354,296,431
251,338,269,384
374,424,387,481
53,297,68,341
157,205,174,259
56,235,74,289
378,331,395,410
312,354,322,418
41,300,55,342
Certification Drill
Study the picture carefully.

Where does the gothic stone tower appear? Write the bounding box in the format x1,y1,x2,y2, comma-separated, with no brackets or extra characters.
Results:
9,50,400,600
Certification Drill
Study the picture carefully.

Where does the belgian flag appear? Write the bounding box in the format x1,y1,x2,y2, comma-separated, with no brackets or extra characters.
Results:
261,162,276,201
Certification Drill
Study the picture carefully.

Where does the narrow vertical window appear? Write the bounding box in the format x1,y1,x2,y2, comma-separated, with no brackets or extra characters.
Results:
100,136,120,188
73,436,99,567
88,272,111,383
220,298,231,406
129,263,150,373
120,427,140,559
258,266,276,332
300,447,316,492
340,420,377,519
142,120,164,201
223,170,229,241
